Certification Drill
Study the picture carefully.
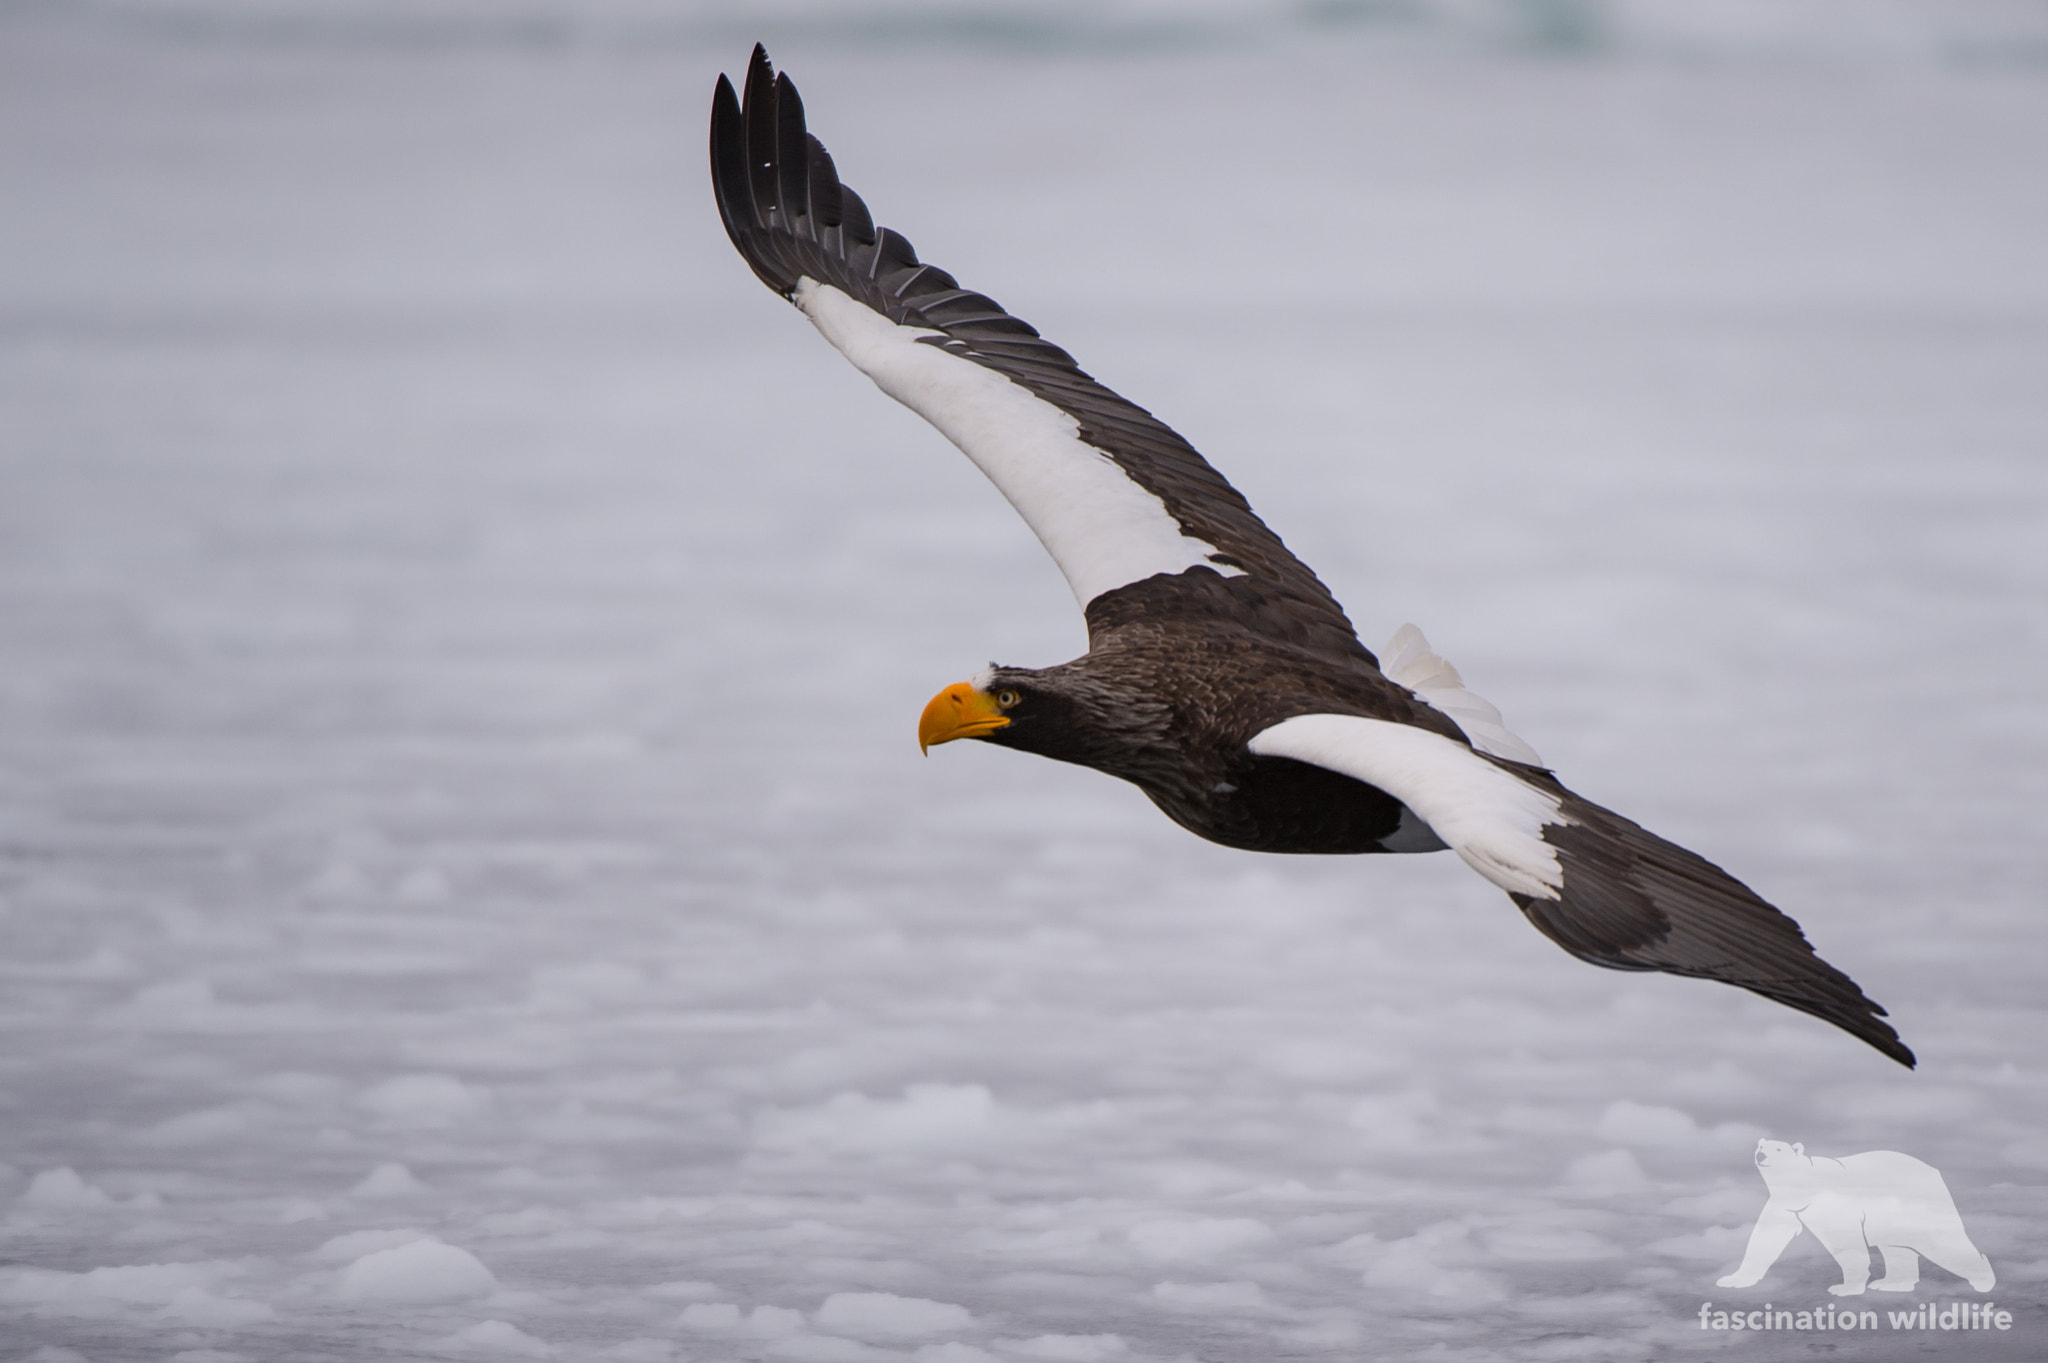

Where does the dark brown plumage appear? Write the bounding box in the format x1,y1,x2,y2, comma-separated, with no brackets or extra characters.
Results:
710,45,1915,1068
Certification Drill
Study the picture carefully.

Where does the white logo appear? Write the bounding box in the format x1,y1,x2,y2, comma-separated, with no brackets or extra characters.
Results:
1717,1139,1994,1296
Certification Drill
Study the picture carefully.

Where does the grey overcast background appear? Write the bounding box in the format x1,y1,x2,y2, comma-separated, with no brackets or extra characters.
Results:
2,1,2046,1360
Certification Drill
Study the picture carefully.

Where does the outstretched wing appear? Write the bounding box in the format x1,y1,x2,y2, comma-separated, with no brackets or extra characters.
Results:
1247,714,1914,1067
711,46,1365,658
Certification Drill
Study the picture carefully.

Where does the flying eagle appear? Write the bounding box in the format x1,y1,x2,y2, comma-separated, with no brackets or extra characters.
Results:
709,46,1912,1068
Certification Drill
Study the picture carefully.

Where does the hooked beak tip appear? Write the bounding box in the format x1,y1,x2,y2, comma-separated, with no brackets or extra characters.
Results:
919,680,1009,752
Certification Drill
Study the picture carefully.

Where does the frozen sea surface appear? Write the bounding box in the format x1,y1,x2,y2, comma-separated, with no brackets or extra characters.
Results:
2,4,2046,1360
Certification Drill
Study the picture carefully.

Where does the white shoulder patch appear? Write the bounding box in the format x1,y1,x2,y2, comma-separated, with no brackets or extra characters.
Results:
1380,624,1544,767
796,279,1244,609
1248,713,1567,900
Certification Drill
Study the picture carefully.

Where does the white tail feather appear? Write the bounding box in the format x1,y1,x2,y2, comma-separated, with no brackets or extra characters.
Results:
1382,624,1544,767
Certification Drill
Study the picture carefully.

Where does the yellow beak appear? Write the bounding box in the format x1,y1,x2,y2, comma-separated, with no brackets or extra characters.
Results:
919,681,1010,754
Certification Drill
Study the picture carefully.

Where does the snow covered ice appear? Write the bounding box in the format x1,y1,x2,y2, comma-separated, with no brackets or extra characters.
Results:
3,2,2046,1359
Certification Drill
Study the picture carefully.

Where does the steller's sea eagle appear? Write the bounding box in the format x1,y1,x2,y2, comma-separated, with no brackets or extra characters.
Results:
709,45,1912,1068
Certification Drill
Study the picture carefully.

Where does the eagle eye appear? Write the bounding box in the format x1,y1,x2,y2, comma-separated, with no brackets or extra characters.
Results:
996,689,1020,708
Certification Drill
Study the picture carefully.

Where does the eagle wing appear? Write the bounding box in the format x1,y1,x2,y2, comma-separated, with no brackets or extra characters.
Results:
711,46,1364,658
1248,713,1914,1067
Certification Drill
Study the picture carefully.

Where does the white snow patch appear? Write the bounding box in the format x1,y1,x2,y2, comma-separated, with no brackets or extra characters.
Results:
680,1302,808,1337
754,1083,995,1154
1356,1222,1506,1304
251,1071,346,1105
1151,1279,1269,1310
350,1162,427,1198
1346,1089,1439,1148
146,1106,254,1145
436,1319,552,1357
766,1337,898,1362
19,1167,113,1208
2001,1135,2048,1169
1646,1223,1751,1262
336,1237,496,1303
1822,1083,1987,1124
395,866,451,904
915,1346,1000,1363
599,1342,679,1362
1280,1316,1363,1347
4,946,130,981
359,1073,485,1126
0,1260,238,1312
162,1286,276,1326
993,1337,1128,1361
1562,1148,1652,1195
750,1304,808,1337
1262,1037,1394,1083
815,1291,974,1339
275,1196,328,1223
1593,1099,1759,1150
1662,1186,1768,1222
315,1228,431,1262
529,960,646,1011
677,1301,743,1330
1481,1225,1619,1262
128,978,216,1012
1127,1217,1273,1263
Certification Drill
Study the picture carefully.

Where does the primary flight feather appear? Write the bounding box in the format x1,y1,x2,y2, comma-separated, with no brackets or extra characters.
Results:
709,45,1912,1068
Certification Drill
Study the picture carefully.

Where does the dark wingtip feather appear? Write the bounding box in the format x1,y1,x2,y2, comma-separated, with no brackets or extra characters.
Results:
806,135,843,229
742,44,781,235
1513,786,1915,1069
710,66,790,295
773,73,813,241
708,76,748,229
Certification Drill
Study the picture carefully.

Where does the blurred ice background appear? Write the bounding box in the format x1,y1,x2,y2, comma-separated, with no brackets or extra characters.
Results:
2,1,2046,1359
